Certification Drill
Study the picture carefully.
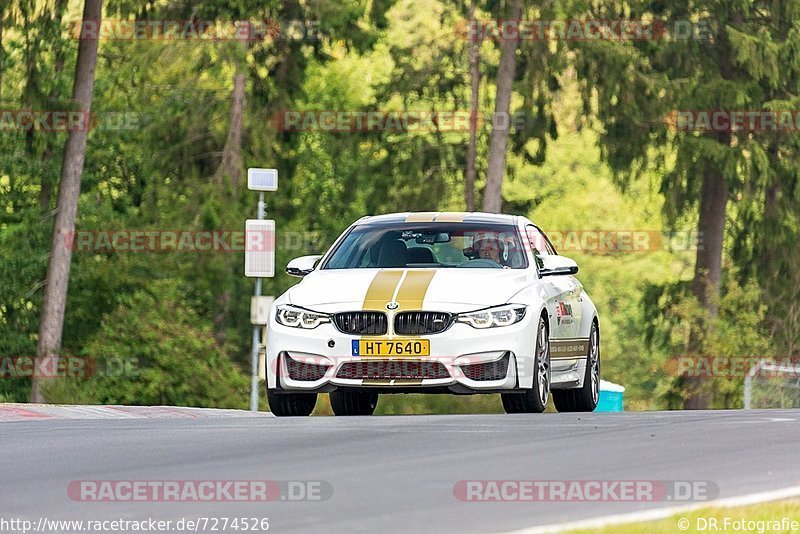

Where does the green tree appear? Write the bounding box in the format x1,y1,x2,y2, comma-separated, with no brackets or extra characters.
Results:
572,0,799,407
33,0,103,402
45,280,249,407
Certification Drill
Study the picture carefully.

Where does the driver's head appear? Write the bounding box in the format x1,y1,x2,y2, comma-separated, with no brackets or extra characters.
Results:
474,237,502,263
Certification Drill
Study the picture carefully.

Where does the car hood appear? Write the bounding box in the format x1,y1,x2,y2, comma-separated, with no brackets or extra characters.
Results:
286,268,533,313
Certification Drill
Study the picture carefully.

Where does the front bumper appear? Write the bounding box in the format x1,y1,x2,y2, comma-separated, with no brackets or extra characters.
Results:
265,315,537,393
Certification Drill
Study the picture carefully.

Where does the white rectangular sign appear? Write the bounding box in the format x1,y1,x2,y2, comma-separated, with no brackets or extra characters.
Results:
247,168,278,191
250,295,275,325
244,219,276,277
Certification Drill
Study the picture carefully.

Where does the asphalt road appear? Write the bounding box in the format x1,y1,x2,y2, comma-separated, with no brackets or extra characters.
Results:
2,409,800,533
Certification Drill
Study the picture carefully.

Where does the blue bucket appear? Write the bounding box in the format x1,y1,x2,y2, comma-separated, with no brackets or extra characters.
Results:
595,380,625,412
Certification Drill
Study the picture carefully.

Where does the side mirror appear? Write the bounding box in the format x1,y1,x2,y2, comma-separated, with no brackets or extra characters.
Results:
538,255,579,277
286,255,323,277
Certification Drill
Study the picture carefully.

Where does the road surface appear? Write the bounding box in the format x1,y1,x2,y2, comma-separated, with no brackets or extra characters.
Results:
1,407,799,533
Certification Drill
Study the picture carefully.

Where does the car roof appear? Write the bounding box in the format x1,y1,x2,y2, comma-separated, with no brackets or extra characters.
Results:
354,212,523,226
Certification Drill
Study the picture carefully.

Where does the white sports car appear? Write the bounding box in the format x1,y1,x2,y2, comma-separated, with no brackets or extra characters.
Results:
265,212,599,416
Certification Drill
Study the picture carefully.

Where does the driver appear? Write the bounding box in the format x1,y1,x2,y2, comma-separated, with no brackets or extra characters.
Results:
473,237,503,264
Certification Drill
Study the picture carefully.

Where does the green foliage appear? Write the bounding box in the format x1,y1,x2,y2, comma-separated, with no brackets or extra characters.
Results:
646,277,772,409
0,208,51,401
1,0,797,413
522,123,694,410
45,280,249,408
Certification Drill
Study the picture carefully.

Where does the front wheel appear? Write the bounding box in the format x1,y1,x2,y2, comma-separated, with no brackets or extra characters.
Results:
330,389,379,416
553,321,599,412
267,389,317,417
501,316,550,414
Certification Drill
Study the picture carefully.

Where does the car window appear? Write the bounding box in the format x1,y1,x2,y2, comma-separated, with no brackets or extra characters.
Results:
526,225,556,256
323,223,528,269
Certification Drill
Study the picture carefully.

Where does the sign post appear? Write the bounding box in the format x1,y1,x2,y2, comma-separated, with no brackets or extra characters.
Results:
245,168,278,411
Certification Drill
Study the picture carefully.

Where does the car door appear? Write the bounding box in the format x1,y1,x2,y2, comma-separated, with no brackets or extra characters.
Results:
525,225,582,340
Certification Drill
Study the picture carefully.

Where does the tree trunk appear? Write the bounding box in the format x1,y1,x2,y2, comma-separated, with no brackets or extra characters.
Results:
465,0,482,212
32,0,102,403
684,140,730,410
482,0,522,213
213,37,247,191
760,140,793,349
0,10,4,101
210,37,247,344
682,13,738,409
691,169,728,314
761,141,780,274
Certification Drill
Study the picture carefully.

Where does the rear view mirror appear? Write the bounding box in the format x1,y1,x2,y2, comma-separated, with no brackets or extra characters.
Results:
414,232,450,244
538,255,579,277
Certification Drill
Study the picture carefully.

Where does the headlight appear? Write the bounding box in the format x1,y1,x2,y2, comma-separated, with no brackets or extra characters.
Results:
457,304,527,329
276,305,330,329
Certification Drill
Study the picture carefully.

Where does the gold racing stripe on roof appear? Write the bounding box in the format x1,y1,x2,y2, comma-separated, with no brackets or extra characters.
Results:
405,212,439,222
404,212,467,223
433,212,466,222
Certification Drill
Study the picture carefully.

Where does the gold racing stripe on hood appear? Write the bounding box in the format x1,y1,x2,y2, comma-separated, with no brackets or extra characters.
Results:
362,270,404,311
362,269,437,313
394,270,437,310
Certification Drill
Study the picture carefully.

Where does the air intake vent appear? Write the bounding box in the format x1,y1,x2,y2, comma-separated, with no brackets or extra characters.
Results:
333,312,388,335
394,311,454,335
284,353,329,381
459,352,511,381
336,360,450,380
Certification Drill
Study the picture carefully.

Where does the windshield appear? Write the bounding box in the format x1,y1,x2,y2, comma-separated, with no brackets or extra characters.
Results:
322,223,528,269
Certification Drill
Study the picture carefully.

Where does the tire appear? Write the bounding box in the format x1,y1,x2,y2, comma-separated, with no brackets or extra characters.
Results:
501,316,550,414
330,389,379,416
553,321,599,412
267,389,317,417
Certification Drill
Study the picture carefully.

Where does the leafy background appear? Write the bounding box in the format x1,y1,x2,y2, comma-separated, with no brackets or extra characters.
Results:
1,0,796,412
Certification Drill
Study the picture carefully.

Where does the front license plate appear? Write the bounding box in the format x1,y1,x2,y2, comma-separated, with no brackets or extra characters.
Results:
352,339,430,357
